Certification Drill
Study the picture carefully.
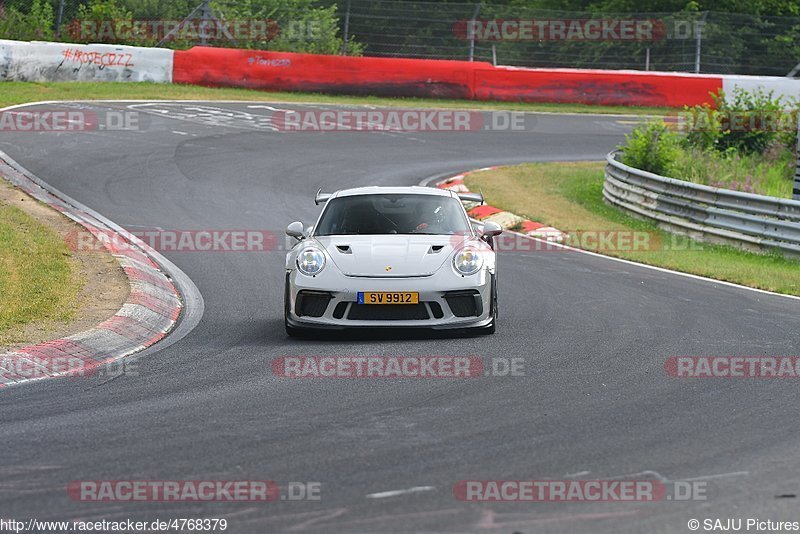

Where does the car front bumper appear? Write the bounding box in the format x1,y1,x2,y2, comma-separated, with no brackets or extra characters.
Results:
287,266,494,330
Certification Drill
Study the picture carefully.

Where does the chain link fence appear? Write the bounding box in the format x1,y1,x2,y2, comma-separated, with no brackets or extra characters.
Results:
2,0,800,76
332,0,800,76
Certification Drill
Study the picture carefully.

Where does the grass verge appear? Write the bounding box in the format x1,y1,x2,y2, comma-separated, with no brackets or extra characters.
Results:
0,199,79,344
0,81,674,115
671,146,794,199
465,161,800,296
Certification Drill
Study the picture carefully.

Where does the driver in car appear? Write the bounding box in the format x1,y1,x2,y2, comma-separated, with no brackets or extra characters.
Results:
413,202,455,234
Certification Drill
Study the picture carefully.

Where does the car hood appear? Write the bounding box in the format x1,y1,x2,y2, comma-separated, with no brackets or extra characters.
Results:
315,234,467,277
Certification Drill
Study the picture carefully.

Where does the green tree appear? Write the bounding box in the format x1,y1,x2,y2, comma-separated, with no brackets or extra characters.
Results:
212,0,361,54
0,0,55,41
66,0,136,44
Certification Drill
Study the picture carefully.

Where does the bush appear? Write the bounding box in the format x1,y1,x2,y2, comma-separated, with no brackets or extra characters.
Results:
683,88,797,155
209,0,363,55
0,0,55,41
61,0,364,54
67,0,136,45
618,83,797,198
619,121,681,176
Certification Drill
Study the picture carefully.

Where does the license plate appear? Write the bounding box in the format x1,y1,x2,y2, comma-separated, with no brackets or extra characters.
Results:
357,292,419,305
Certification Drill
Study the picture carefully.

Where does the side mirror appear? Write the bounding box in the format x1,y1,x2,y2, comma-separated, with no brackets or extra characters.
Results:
286,221,305,240
481,221,503,237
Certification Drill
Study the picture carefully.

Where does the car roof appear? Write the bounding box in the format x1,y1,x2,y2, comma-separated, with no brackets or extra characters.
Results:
331,186,455,199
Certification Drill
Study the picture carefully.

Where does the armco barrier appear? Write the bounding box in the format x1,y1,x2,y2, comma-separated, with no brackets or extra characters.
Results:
604,151,800,258
173,47,483,99
0,39,173,83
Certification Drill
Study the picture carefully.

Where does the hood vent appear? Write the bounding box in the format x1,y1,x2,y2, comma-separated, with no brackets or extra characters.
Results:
428,245,445,254
336,245,352,254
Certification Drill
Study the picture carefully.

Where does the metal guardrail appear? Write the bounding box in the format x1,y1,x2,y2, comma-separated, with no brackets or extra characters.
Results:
604,151,800,258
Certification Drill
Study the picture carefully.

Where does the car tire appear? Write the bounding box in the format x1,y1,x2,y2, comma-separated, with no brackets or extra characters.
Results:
479,274,497,335
285,321,301,338
284,274,301,338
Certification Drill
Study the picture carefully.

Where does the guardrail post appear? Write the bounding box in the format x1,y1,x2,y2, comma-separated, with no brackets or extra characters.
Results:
795,112,800,201
795,160,800,201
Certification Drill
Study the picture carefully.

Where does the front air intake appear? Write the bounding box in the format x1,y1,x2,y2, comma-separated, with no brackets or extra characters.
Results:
296,291,332,317
444,290,482,317
347,304,430,321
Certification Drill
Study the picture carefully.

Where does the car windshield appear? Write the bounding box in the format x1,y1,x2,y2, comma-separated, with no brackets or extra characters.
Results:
314,193,472,236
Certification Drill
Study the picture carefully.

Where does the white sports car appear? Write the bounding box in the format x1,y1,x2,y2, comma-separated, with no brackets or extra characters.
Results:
284,186,501,336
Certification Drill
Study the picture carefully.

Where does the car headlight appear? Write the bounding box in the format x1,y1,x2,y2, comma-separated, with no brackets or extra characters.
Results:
297,247,326,276
453,246,483,275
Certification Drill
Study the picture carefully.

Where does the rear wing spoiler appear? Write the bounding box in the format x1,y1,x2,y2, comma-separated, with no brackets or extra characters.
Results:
316,189,483,205
315,189,332,205
457,191,484,205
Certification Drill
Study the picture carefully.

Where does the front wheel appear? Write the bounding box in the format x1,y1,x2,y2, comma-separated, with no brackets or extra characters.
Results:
284,274,300,337
479,274,497,335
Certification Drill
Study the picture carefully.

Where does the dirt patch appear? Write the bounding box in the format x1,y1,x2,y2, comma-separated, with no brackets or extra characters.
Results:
0,179,129,350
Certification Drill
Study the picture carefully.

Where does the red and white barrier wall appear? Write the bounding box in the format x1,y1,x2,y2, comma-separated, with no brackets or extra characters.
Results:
473,67,724,107
1,39,799,107
172,46,479,99
721,75,800,103
0,39,173,83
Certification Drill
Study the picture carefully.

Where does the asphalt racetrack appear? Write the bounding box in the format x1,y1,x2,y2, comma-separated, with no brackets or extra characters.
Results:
1,102,799,533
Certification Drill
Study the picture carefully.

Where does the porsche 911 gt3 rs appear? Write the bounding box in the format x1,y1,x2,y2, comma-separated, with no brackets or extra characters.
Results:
284,186,501,336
